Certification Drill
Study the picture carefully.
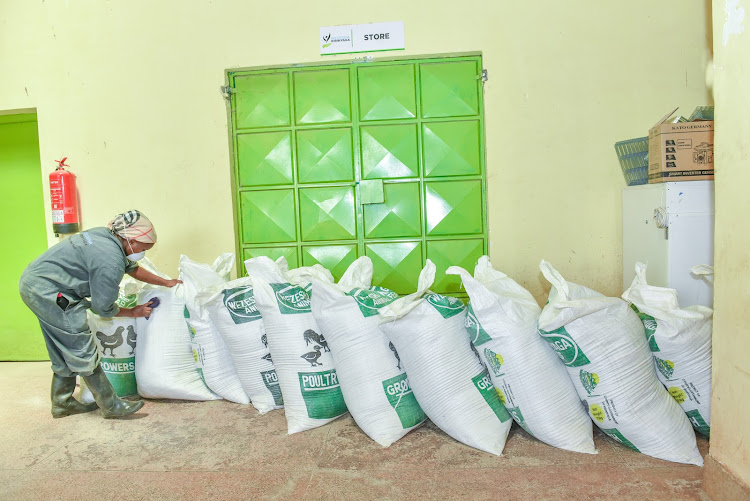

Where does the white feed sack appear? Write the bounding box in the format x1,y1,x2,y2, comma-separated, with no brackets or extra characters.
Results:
177,254,249,405
446,257,595,454
88,313,139,397
311,256,426,447
622,262,713,437
245,257,347,433
538,260,702,465
135,261,219,401
379,260,513,456
200,275,284,414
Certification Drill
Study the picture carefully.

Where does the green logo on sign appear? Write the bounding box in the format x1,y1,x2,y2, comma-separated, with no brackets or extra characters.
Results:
579,370,600,395
261,369,284,406
465,303,492,345
346,286,399,317
472,369,511,423
223,286,262,324
655,357,675,379
631,304,660,352
601,428,640,452
271,283,311,314
426,293,465,319
382,373,426,429
484,347,505,377
539,326,591,367
686,409,710,438
298,369,347,419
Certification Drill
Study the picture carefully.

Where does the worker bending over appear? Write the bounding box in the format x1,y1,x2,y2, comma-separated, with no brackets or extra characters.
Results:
19,210,180,419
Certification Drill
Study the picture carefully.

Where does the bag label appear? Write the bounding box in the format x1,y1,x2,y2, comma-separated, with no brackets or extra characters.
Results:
465,303,492,345
472,369,511,423
100,356,138,397
579,370,600,395
631,304,660,352
298,369,347,419
655,357,675,379
507,406,532,435
483,347,505,378
425,293,465,319
601,428,640,452
346,286,399,317
261,369,284,406
223,286,262,324
117,292,137,309
271,283,311,314
686,409,710,437
382,373,426,429
539,326,591,367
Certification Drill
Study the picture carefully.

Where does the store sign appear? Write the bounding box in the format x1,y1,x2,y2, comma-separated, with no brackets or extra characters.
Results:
320,21,405,55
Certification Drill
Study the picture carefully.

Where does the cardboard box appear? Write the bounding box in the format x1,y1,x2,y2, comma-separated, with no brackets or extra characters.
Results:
648,108,714,183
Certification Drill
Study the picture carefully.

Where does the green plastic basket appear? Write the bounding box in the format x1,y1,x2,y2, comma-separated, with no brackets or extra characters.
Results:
615,137,649,186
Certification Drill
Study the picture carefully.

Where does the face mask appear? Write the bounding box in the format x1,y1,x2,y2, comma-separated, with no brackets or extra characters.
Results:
126,240,146,262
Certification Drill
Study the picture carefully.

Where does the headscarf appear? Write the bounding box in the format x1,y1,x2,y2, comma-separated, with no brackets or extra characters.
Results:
107,210,157,244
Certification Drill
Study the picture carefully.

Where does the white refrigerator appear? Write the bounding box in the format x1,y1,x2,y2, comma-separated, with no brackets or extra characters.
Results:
622,181,714,308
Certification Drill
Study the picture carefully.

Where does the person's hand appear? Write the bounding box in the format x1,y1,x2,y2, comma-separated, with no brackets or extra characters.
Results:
164,279,183,288
131,303,153,318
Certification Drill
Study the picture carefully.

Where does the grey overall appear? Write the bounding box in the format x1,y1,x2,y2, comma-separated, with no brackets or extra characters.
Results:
18,227,138,377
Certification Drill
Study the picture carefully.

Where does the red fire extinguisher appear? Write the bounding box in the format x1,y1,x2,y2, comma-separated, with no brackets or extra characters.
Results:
49,157,80,234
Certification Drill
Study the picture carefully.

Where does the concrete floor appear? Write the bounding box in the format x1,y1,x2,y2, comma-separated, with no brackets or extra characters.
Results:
0,362,711,501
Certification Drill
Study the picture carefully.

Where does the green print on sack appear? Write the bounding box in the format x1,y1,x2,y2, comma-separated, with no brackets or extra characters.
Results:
579,370,600,395
655,357,675,379
507,406,533,436
271,283,312,314
601,428,640,452
630,304,660,352
100,356,137,397
425,293,465,319
686,409,710,438
298,369,347,419
223,286,262,324
117,292,137,309
483,347,505,378
472,369,511,423
346,286,399,317
261,369,284,406
538,326,591,367
465,303,491,345
382,373,426,429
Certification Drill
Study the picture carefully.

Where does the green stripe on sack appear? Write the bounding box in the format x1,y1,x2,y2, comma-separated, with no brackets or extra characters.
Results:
100,357,138,397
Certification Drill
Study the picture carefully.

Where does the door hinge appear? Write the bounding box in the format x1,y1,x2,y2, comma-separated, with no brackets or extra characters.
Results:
220,85,234,101
481,69,488,83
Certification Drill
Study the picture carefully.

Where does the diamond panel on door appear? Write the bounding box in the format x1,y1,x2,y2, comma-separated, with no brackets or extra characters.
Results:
427,239,484,293
358,64,416,121
425,180,483,236
366,242,423,294
302,244,358,281
420,61,480,118
240,189,296,244
234,73,290,129
237,131,293,187
294,69,351,125
423,121,481,177
299,186,356,242
361,124,419,180
296,128,354,184
243,246,299,270
364,182,421,239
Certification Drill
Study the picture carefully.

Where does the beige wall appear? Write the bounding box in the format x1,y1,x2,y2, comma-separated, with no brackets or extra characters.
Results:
0,1,710,300
709,0,750,488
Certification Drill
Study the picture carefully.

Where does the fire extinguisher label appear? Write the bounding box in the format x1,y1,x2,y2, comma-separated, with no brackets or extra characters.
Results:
52,210,65,223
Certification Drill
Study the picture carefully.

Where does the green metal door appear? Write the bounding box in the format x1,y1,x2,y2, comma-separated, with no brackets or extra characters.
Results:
227,55,487,296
